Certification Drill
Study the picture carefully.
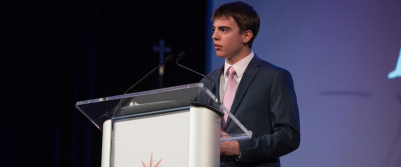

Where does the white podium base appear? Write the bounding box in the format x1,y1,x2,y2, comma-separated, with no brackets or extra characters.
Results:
102,106,220,167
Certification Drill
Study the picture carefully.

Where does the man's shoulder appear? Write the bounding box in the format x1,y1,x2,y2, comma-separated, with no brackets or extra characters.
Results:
253,56,290,74
255,57,294,85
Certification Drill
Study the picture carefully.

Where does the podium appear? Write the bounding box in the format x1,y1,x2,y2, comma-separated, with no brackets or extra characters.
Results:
76,83,252,167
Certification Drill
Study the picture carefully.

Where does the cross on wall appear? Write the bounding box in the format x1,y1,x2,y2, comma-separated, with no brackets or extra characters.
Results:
152,39,171,76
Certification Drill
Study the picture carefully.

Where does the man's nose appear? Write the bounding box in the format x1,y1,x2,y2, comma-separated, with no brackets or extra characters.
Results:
212,31,219,40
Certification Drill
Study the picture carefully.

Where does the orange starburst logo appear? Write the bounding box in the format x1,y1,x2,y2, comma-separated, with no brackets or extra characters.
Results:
142,153,162,167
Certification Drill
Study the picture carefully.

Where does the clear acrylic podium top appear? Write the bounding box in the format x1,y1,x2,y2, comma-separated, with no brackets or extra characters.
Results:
76,83,252,141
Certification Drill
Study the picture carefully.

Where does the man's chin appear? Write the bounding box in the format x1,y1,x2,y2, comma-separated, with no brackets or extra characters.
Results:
215,52,226,58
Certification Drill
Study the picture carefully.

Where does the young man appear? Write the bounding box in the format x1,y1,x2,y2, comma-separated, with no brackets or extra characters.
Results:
202,2,300,167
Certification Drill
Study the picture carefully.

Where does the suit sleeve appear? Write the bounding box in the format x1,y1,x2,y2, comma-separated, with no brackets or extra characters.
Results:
237,69,301,162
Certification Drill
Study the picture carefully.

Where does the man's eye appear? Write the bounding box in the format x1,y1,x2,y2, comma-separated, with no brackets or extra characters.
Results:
222,28,227,32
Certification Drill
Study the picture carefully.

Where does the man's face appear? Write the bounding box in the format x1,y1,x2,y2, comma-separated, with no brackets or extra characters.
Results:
212,17,245,59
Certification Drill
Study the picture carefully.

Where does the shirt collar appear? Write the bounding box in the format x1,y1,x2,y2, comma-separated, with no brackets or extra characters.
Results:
224,51,254,77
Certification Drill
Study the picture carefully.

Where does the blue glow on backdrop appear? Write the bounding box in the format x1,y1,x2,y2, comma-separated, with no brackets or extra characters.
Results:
388,48,401,79
207,0,401,167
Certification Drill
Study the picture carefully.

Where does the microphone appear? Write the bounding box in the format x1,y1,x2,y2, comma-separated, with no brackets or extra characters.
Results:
124,55,174,94
176,52,218,100
100,55,174,130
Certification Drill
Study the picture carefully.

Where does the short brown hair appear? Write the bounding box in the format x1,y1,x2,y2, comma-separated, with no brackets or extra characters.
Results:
212,1,260,48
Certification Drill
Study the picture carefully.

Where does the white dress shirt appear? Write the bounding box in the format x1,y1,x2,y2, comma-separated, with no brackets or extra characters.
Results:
219,51,254,103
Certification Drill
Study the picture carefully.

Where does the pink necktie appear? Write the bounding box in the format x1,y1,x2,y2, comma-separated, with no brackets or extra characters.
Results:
222,66,237,127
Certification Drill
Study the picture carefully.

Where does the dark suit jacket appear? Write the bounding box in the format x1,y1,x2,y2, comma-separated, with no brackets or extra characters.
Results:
201,55,300,167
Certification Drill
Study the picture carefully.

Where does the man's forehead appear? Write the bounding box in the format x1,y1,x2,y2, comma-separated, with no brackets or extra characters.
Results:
212,16,237,27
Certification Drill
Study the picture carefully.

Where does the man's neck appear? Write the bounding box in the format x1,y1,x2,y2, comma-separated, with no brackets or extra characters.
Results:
226,47,252,65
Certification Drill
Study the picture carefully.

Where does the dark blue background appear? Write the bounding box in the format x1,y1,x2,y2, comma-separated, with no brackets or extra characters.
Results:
2,0,207,166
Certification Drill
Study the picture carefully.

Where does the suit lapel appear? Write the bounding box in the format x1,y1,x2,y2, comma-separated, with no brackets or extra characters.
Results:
224,55,263,130
211,66,224,129
210,66,224,101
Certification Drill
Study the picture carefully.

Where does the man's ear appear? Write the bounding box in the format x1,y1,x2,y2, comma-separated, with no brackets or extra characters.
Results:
243,30,253,44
